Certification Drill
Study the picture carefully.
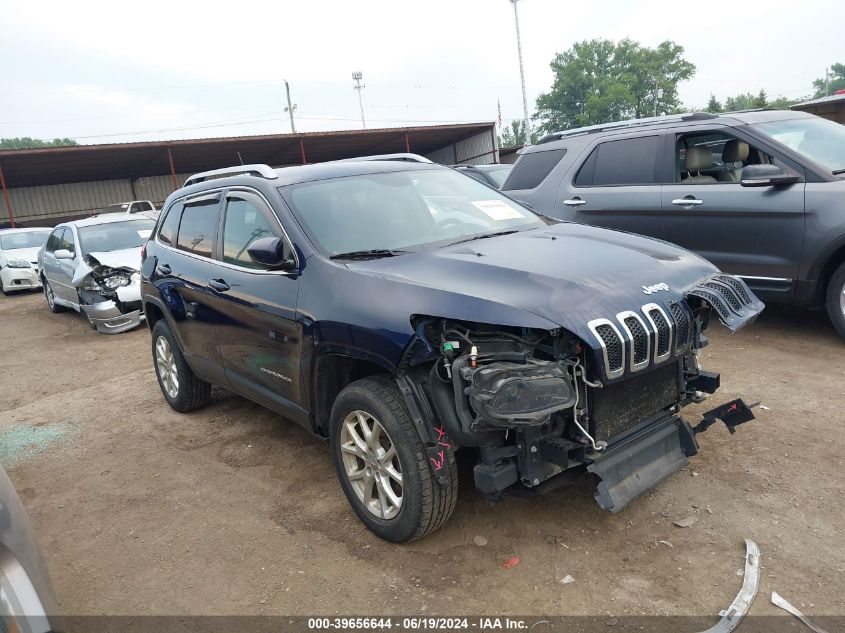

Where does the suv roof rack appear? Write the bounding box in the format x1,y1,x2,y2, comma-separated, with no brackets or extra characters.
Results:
333,153,433,164
537,111,719,144
184,164,278,187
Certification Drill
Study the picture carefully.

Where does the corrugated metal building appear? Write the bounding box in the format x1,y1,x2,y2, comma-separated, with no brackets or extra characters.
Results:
0,122,498,227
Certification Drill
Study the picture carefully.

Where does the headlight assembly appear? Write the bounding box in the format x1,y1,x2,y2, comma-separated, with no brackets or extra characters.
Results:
5,258,30,268
100,273,131,289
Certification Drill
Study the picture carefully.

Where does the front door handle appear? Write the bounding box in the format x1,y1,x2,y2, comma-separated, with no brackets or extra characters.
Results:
209,278,230,292
156,263,171,275
672,197,704,206
563,198,587,207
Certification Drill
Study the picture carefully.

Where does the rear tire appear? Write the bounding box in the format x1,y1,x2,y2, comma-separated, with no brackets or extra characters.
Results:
151,319,211,412
43,279,65,313
826,262,845,339
330,375,458,543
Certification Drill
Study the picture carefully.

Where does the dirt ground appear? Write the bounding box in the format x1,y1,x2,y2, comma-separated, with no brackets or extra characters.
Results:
1,289,843,618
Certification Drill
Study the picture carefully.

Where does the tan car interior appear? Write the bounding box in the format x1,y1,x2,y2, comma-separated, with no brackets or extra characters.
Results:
679,135,758,184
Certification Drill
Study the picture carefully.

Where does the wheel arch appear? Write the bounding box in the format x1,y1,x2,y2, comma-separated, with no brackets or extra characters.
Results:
818,243,845,305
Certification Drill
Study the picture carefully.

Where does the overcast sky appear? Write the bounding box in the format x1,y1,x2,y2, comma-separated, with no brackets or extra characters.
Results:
1,0,841,144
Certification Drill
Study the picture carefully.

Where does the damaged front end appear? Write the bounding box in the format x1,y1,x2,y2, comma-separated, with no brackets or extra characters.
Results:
400,273,764,513
72,255,144,334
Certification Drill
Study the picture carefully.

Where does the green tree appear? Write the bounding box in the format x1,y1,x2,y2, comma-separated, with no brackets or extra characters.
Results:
498,120,538,147
705,94,722,113
0,137,78,149
533,38,695,133
724,93,757,112
754,89,768,108
812,63,845,98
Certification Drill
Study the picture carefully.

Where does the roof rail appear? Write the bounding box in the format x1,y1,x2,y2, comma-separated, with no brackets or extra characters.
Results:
184,164,278,187
537,112,719,144
333,152,433,164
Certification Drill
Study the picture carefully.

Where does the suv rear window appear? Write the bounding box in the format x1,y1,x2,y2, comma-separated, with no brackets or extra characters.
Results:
575,136,660,187
501,148,566,190
175,197,221,258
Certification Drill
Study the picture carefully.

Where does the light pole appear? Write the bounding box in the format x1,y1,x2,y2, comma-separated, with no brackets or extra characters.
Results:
510,0,531,145
284,79,297,133
352,71,366,129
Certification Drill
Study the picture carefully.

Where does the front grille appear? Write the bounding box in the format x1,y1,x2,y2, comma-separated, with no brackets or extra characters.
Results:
703,281,746,314
668,302,690,349
623,316,648,365
716,274,753,305
594,323,623,373
649,308,671,357
590,362,680,442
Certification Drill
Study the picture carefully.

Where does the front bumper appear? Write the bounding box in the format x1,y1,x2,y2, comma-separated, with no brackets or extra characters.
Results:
0,266,41,292
80,301,144,334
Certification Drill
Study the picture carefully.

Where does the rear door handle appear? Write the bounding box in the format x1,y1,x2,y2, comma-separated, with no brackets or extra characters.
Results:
563,198,587,207
209,278,230,292
672,197,704,206
156,263,171,275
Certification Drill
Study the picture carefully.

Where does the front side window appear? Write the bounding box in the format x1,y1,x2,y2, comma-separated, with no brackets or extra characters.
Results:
754,116,845,174
284,168,544,257
501,148,566,190
575,136,660,187
222,195,280,269
77,219,154,254
158,202,183,245
45,228,64,253
175,198,221,258
59,228,76,253
0,230,50,250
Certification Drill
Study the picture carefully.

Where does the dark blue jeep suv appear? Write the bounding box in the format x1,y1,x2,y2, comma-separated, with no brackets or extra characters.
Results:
141,158,764,542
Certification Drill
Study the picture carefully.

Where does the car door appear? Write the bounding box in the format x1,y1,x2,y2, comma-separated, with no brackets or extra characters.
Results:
40,228,63,288
555,133,666,239
660,128,805,298
207,189,306,423
155,193,226,379
52,227,80,303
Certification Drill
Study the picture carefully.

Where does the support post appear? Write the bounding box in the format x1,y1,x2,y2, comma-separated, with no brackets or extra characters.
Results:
167,147,178,190
0,164,15,228
300,138,307,165
404,131,411,153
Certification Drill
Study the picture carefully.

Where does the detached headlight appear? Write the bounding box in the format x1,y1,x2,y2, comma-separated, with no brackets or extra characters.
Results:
100,273,131,289
6,258,30,268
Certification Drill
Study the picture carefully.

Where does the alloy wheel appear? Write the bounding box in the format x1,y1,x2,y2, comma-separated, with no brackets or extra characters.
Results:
840,283,845,319
340,410,403,520
154,335,179,399
44,282,55,308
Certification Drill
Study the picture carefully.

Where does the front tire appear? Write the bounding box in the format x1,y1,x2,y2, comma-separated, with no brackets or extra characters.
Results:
43,279,65,313
330,376,458,543
0,277,7,296
151,319,211,412
826,262,845,339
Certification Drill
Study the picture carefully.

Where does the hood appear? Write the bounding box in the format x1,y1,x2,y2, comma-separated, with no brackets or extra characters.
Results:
347,222,719,342
2,246,41,263
85,247,142,271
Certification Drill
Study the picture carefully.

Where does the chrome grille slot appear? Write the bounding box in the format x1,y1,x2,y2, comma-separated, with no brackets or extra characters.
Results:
642,303,672,363
617,311,650,372
588,319,625,379
668,301,691,352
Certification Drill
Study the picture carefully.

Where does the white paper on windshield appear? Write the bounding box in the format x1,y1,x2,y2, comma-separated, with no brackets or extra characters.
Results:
471,199,525,221
137,230,152,239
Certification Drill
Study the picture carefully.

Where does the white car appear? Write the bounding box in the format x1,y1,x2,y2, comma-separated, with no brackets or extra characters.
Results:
100,200,159,220
37,214,155,334
0,227,51,295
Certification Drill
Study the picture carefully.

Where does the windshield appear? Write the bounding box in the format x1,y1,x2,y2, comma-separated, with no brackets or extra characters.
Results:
283,168,543,257
754,117,845,173
77,219,155,254
0,230,50,250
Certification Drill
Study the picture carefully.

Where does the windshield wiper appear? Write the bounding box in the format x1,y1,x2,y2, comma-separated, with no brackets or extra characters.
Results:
832,168,845,175
447,229,521,246
329,249,408,260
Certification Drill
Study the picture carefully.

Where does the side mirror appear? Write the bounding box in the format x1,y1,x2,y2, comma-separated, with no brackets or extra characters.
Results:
740,164,799,188
54,249,74,260
247,237,296,270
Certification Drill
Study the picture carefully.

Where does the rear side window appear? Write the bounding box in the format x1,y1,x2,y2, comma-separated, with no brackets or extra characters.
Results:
175,196,221,258
575,136,660,187
501,148,567,190
158,202,183,245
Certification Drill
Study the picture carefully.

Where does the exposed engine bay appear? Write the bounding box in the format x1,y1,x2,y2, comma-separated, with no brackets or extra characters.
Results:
398,274,764,512
72,253,144,334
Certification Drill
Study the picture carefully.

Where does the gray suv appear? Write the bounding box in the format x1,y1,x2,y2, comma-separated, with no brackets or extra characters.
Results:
503,110,845,338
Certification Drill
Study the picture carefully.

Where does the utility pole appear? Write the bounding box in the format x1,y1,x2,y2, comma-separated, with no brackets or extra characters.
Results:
284,79,297,134
825,67,831,96
352,71,366,129
510,0,531,145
